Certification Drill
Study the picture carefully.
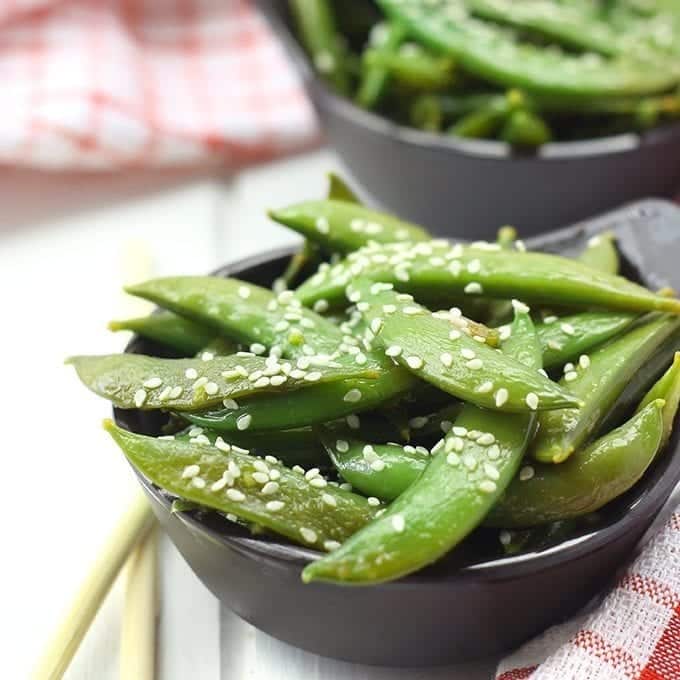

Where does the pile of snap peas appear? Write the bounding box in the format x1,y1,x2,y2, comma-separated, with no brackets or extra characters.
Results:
289,0,680,146
70,174,680,584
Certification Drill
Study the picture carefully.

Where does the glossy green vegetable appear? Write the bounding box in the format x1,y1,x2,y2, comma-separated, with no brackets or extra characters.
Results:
68,352,369,412
349,279,579,412
289,0,350,94
536,311,637,369
108,312,215,356
636,351,680,448
320,431,428,501
500,109,552,147
105,420,377,550
377,0,680,98
487,400,665,528
302,306,541,584
577,232,620,275
269,200,430,254
326,172,361,204
532,314,680,463
363,45,456,91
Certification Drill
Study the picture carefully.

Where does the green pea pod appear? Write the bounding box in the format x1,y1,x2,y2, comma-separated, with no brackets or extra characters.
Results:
500,109,552,147
376,0,680,98
68,352,371,412
281,240,324,289
577,232,620,275
104,420,377,551
636,351,680,448
326,172,360,204
319,432,429,501
532,314,680,463
296,241,680,314
450,106,507,139
350,280,578,412
485,225,519,327
362,46,456,91
108,311,216,356
537,311,638,369
126,277,349,358
302,306,541,584
486,400,665,528
175,424,327,469
180,367,415,432
268,200,430,254
289,0,350,95
410,93,503,131
356,21,408,109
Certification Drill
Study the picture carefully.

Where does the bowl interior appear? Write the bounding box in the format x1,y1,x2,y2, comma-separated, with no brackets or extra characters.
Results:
115,198,680,583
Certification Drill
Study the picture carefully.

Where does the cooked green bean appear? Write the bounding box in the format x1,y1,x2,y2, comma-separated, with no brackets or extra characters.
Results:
577,232,620,275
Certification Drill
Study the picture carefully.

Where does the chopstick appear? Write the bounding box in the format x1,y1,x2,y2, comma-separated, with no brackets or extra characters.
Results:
120,526,158,680
32,494,154,680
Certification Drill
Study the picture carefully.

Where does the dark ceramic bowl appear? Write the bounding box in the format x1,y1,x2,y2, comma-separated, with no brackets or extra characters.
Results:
115,199,680,666
257,1,680,239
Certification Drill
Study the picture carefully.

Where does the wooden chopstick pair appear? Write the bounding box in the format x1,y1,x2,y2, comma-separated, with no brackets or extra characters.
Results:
32,495,158,680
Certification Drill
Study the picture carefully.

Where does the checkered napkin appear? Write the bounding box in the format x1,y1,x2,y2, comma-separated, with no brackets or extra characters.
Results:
1,0,318,169
496,507,680,680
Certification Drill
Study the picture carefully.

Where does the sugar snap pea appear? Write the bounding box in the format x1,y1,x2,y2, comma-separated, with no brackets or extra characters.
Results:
577,232,620,275
356,22,408,109
269,200,430,254
532,314,680,463
536,311,637,369
68,352,369,412
296,240,680,314
500,109,552,147
376,0,680,98
326,172,361,204
350,279,578,411
302,305,541,584
108,311,216,356
289,0,350,95
105,420,377,551
486,399,665,528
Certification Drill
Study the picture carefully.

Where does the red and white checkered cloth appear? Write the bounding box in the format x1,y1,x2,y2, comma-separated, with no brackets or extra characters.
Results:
1,0,318,169
496,506,680,680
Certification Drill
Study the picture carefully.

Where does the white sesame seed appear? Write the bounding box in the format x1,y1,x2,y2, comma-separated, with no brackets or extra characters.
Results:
182,464,200,479
449,329,462,340
238,286,251,299
385,345,402,357
310,477,327,488
391,514,405,532
158,386,172,401
519,465,535,481
269,469,281,480
169,386,183,399
193,377,208,390
449,260,462,276
292,465,305,475
461,348,476,360
324,540,341,551
547,340,562,351
305,371,323,382
204,381,219,396
134,389,147,408
253,460,269,474
447,452,460,466
565,371,578,382
190,434,210,445
189,427,204,436
487,444,501,460
484,463,500,481
262,481,280,495
185,368,198,380
463,454,477,470
313,299,329,313
192,477,206,489
409,415,429,429
250,343,266,355
499,530,512,546
226,489,245,502
495,388,509,407
525,392,539,410
236,414,252,431
367,496,381,507
211,477,228,492
370,318,383,334
201,352,215,362
561,323,576,336
406,355,424,370
499,325,512,341
343,388,362,403
382,304,397,314
440,352,453,368
214,437,231,453
476,380,494,394
511,299,530,314
478,433,495,446
543,315,558,324
370,459,386,472
346,414,360,429
339,482,352,491
223,398,239,410
467,359,483,370
300,528,318,544
402,306,421,316
579,354,591,369
479,480,497,494
464,282,483,294
252,472,269,485
143,377,162,389
266,500,285,512
316,216,330,233
336,440,349,453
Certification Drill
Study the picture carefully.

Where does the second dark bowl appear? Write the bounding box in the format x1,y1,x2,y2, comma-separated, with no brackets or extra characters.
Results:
259,1,680,239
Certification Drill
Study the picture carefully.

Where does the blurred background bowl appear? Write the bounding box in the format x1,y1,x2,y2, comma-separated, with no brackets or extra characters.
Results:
258,0,680,239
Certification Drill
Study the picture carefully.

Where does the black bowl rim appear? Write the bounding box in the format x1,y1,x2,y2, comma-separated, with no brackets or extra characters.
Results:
257,0,680,162
125,234,680,587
